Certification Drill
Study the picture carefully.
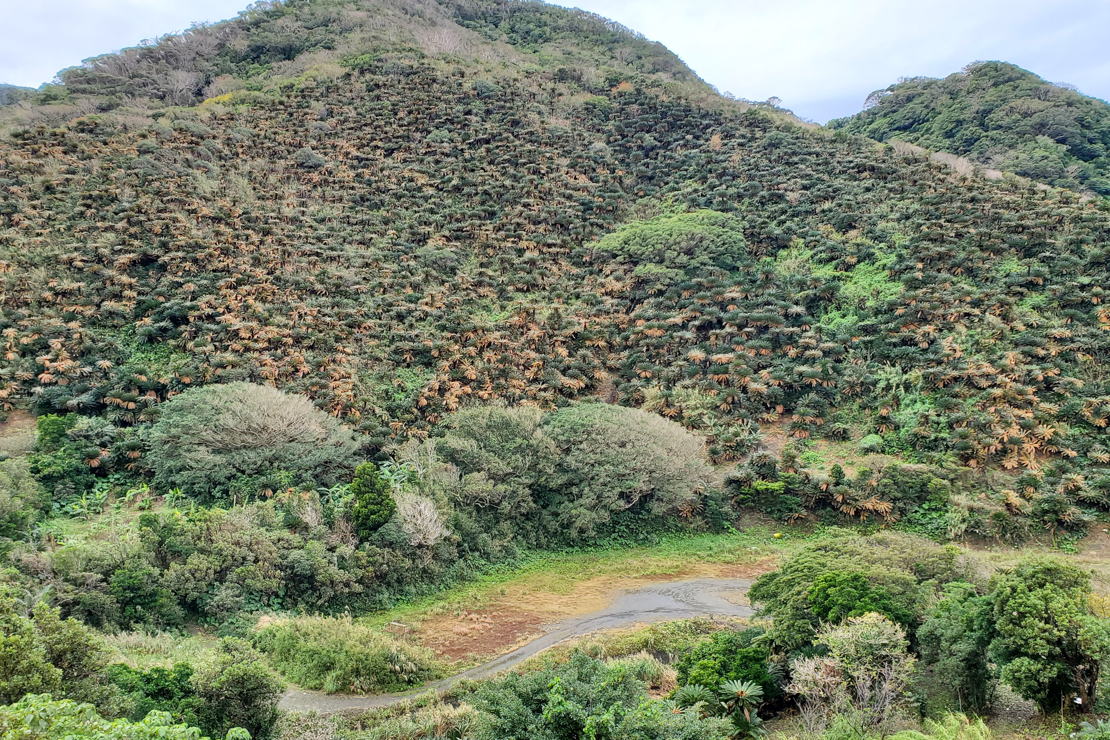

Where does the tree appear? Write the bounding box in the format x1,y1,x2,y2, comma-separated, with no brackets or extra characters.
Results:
350,462,395,540
543,403,712,536
193,639,283,740
148,383,360,503
808,571,915,631
674,627,777,697
788,613,915,736
989,556,1110,713
437,405,557,522
917,581,994,713
31,602,125,714
110,562,182,630
0,607,61,705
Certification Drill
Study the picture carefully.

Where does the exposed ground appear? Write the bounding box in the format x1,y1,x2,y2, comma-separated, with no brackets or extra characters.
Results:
411,560,768,665
279,576,758,713
0,410,36,457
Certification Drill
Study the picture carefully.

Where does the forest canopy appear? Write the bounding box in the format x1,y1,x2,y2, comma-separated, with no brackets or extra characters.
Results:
830,61,1110,195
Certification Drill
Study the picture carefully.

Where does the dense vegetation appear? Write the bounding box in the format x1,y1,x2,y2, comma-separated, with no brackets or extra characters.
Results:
5,0,1110,738
830,61,1110,195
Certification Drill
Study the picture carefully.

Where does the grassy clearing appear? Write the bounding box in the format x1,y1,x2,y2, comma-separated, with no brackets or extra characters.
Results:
102,630,220,670
362,525,803,629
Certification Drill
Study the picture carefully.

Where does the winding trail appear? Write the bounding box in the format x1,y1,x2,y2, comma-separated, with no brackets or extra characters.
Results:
279,577,754,714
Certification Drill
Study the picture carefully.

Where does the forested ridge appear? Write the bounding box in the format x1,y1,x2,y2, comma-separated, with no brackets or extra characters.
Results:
830,61,1110,196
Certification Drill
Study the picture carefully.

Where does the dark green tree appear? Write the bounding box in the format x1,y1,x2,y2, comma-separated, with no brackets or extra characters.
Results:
989,556,1110,713
350,462,396,540
193,638,283,740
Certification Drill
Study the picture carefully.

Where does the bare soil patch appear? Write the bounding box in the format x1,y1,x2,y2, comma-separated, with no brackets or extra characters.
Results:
0,410,36,456
413,559,775,665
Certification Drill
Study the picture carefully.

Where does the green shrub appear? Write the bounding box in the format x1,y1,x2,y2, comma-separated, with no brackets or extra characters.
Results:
0,694,237,740
808,571,916,630
594,210,748,280
148,383,360,503
110,562,182,630
749,532,966,651
31,602,126,715
917,582,994,713
437,405,556,524
294,147,326,169
193,638,283,740
889,713,992,740
674,627,778,698
0,607,61,704
858,434,884,454
351,462,396,539
252,615,438,694
0,458,46,541
106,662,201,726
468,651,732,740
542,403,712,536
28,444,96,502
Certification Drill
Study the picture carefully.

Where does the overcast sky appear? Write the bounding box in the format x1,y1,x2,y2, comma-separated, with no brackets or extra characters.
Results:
2,0,1108,123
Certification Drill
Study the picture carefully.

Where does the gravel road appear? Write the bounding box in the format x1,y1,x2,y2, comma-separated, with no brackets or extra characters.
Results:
279,577,754,714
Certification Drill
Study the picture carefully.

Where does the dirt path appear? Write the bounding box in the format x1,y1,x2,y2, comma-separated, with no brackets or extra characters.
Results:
279,576,755,714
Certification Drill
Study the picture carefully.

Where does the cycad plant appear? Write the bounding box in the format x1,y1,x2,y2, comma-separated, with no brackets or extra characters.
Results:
719,679,765,738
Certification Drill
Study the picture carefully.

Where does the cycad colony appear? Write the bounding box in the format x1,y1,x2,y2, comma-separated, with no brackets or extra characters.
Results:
2,0,1110,527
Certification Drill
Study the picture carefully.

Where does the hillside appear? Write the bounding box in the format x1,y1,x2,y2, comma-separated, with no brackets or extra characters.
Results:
829,61,1110,196
3,2,1110,488
6,2,1110,738
0,84,34,105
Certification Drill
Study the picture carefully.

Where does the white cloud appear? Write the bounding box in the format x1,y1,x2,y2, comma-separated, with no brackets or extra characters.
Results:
2,0,1107,123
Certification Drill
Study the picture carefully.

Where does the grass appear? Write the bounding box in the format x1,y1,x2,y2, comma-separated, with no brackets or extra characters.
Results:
254,614,441,693
102,630,220,671
362,525,805,629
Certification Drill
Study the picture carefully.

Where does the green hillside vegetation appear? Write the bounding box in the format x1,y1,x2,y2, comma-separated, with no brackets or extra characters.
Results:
830,61,1110,196
0,84,35,106
4,0,1110,737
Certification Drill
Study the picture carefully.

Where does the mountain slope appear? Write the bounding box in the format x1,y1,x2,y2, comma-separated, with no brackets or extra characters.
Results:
0,84,34,106
2,0,1110,496
829,61,1110,196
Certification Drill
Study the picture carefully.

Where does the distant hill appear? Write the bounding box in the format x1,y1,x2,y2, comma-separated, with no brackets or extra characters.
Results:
829,61,1110,196
0,84,34,105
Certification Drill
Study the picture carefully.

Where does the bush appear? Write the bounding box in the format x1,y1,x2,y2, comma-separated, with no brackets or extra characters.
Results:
350,462,395,540
808,570,916,630
0,458,46,542
106,662,201,726
0,694,240,740
749,532,966,651
917,581,994,713
294,147,326,169
674,627,778,698
889,713,992,740
31,602,126,715
468,651,732,740
859,434,884,453
542,403,712,536
193,638,283,740
789,613,915,737
148,383,360,503
110,562,183,630
0,607,61,704
437,405,556,523
252,615,438,694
